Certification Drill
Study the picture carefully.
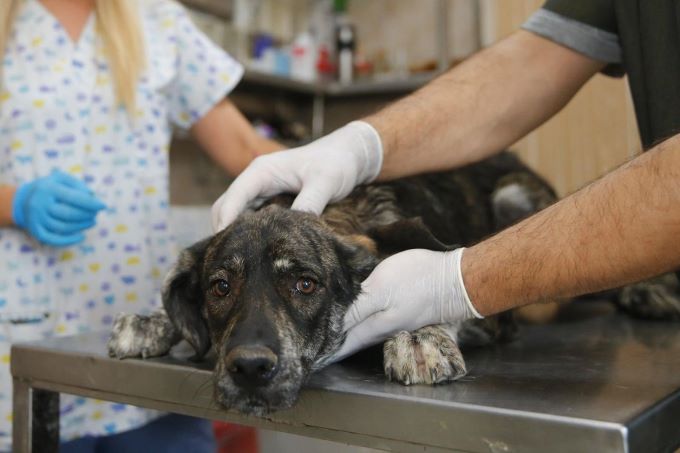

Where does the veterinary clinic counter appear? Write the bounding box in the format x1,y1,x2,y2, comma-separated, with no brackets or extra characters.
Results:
11,302,680,453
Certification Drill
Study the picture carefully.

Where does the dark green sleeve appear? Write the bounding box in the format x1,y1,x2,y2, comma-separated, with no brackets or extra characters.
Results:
522,0,623,76
542,0,617,34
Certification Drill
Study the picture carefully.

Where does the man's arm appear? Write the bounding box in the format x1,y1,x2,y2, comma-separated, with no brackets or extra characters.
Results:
464,134,680,315
370,30,603,180
191,99,283,176
212,30,604,228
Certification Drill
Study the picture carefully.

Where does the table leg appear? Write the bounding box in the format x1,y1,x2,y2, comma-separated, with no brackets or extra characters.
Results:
32,388,59,452
12,379,60,453
12,378,31,453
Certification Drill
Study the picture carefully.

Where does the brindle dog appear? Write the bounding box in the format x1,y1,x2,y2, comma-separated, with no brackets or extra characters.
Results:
107,151,680,415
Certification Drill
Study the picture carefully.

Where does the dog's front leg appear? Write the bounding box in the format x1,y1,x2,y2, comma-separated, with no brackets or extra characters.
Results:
107,310,182,359
383,324,467,385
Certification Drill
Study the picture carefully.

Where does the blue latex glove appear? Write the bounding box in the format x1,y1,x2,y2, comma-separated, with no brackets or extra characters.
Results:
12,170,106,247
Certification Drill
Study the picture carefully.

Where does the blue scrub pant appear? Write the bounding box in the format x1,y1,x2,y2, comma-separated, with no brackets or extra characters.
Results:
59,414,216,453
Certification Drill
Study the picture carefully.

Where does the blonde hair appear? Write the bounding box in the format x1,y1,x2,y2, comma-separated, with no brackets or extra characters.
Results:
0,0,146,111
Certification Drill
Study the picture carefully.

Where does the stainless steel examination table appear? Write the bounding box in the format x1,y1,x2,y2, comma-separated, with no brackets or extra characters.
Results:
10,302,680,453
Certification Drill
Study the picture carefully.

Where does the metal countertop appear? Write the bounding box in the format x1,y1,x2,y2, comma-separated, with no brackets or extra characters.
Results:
11,303,680,452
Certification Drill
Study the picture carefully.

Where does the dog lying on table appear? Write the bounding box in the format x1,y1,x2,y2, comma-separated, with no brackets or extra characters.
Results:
108,150,680,415
108,151,553,414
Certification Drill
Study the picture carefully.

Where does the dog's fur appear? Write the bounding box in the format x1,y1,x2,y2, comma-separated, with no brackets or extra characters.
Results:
108,151,680,415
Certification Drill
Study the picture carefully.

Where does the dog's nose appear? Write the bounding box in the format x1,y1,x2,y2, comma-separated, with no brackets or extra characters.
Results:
225,345,278,387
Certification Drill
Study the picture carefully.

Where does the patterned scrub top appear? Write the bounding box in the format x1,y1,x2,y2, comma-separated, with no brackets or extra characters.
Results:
0,0,243,448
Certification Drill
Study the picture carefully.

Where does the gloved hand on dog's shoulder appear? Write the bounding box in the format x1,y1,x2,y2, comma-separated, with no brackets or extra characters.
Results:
326,247,484,364
211,120,383,231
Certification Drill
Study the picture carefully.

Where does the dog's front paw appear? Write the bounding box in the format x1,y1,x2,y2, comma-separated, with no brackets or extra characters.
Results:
107,311,180,359
383,326,466,385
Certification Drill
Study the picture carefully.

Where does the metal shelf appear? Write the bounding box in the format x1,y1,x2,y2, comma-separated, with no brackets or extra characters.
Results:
241,69,436,98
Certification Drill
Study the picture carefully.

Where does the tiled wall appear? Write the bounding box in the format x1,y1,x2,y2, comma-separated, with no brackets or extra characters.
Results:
349,0,479,67
240,0,481,66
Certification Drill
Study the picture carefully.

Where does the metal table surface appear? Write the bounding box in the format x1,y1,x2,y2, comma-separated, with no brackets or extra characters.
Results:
10,303,680,453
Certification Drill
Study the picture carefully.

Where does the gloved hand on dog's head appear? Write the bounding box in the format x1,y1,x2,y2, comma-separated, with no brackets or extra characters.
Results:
326,247,483,364
211,121,383,231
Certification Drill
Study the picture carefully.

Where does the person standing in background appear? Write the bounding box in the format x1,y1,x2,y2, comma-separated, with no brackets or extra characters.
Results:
0,0,280,451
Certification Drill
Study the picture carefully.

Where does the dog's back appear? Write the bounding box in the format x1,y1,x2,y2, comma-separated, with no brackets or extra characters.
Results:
320,151,556,256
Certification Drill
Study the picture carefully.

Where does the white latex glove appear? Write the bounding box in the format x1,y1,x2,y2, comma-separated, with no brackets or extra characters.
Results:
211,121,383,231
328,247,483,364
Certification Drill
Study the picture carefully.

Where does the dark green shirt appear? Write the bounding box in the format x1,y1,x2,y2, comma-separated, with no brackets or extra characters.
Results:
522,1,680,149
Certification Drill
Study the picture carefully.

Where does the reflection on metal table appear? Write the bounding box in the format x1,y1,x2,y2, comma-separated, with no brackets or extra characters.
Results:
11,303,680,452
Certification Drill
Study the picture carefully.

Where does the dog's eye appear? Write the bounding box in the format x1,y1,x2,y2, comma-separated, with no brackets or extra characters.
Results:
211,279,230,297
295,277,316,295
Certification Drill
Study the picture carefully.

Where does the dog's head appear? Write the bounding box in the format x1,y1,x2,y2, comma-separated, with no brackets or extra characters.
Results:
162,205,379,414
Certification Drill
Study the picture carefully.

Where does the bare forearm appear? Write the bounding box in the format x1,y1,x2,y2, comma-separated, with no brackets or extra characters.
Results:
192,99,283,176
366,31,603,181
0,185,15,226
463,135,680,315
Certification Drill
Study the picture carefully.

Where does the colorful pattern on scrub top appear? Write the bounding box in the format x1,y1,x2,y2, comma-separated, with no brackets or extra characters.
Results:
0,0,243,449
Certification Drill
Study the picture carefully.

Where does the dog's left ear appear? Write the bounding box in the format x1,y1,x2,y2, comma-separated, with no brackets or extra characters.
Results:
368,217,459,254
162,238,212,360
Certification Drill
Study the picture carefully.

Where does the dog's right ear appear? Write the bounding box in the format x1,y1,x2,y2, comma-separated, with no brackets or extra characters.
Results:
162,237,212,360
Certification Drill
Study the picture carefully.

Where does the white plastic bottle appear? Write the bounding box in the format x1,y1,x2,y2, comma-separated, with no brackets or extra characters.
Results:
290,31,317,82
